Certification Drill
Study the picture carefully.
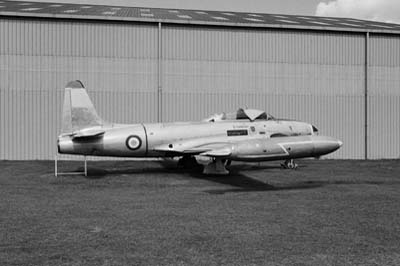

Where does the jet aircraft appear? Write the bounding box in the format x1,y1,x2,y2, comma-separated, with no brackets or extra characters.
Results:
57,80,343,174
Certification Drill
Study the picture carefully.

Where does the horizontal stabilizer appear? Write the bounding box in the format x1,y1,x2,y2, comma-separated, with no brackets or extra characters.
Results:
71,128,105,139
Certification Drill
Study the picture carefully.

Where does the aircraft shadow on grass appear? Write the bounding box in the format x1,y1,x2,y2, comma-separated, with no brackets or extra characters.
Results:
64,162,399,194
57,159,399,194
190,169,325,194
66,161,326,194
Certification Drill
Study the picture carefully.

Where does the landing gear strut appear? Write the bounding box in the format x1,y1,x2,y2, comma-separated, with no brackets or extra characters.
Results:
281,159,298,169
203,158,229,175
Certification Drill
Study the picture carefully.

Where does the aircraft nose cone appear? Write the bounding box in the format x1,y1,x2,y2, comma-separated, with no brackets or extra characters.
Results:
313,136,343,156
338,140,343,147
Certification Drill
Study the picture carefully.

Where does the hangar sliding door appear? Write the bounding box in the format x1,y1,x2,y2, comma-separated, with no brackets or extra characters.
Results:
161,25,365,159
0,19,158,159
368,35,400,159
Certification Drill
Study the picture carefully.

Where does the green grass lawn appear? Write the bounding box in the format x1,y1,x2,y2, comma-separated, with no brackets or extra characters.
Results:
1,160,400,266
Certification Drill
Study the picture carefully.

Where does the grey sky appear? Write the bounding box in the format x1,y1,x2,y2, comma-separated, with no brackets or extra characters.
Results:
316,0,400,23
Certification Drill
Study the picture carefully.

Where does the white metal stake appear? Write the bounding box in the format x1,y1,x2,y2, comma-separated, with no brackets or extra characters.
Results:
84,156,87,176
55,155,57,177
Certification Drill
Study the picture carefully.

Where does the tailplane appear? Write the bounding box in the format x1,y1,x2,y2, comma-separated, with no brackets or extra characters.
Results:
61,80,103,134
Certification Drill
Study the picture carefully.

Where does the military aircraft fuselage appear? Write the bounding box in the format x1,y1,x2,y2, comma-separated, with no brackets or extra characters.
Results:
57,80,343,175
58,119,341,161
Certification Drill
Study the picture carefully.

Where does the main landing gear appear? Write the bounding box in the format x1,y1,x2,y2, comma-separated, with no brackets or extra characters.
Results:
177,155,201,169
281,159,298,169
178,155,231,175
203,158,230,175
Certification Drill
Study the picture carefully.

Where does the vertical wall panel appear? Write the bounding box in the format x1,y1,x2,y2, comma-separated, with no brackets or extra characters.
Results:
1,18,399,160
162,26,366,159
368,35,400,159
0,18,158,159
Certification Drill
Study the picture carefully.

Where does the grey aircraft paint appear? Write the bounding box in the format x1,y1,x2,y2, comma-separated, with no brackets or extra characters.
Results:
57,80,342,174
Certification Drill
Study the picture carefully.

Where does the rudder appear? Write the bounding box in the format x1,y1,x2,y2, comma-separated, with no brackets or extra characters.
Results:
61,80,103,134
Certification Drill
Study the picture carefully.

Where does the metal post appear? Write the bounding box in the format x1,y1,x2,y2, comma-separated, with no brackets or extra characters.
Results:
157,22,163,123
84,156,87,176
54,154,87,176
55,155,58,177
364,32,369,160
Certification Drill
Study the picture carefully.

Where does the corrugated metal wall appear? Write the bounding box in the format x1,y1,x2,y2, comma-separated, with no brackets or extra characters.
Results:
0,18,399,160
162,26,366,158
0,18,158,159
368,35,400,159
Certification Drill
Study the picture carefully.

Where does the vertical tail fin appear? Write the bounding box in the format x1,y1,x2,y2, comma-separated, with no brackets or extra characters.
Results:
61,80,103,134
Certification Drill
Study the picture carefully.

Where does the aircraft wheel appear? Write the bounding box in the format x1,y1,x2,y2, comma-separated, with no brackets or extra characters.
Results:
282,159,298,170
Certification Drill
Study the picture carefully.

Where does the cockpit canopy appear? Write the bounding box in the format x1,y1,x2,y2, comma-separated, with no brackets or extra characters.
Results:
204,108,275,122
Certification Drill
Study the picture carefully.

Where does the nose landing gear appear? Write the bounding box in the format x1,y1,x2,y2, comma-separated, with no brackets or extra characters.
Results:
281,159,298,169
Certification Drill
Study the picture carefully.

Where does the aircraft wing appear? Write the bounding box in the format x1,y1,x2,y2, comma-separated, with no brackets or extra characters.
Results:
199,147,232,157
153,142,232,157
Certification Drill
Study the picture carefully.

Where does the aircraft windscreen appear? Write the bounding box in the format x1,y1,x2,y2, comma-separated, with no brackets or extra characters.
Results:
312,125,319,135
205,108,275,122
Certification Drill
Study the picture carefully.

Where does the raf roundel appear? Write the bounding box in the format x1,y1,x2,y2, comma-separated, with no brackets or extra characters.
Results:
126,135,142,150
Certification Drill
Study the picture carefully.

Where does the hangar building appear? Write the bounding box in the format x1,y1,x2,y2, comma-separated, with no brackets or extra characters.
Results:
0,0,399,160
